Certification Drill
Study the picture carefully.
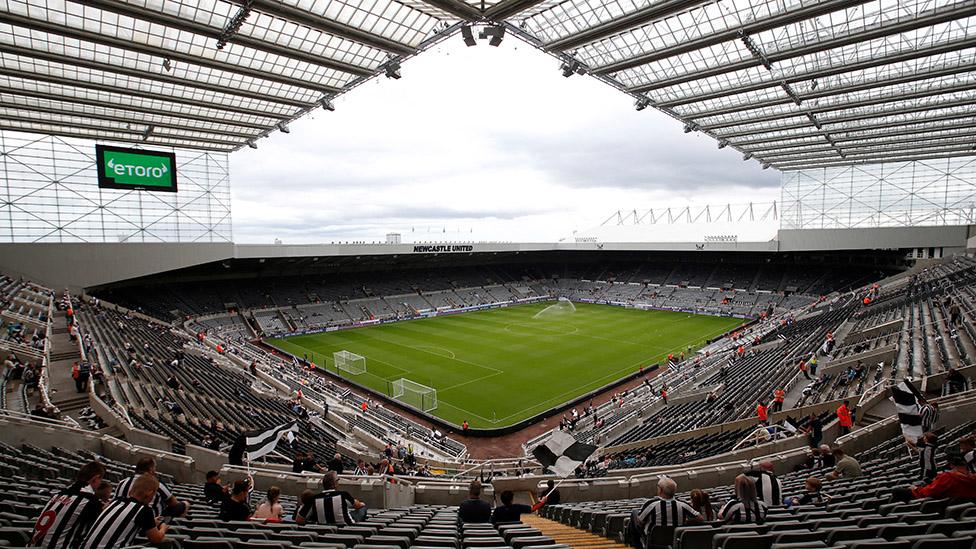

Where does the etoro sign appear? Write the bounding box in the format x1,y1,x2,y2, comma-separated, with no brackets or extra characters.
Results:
95,145,178,192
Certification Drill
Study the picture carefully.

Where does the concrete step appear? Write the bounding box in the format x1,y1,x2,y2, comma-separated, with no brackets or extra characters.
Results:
520,513,630,549
50,350,81,361
53,395,90,412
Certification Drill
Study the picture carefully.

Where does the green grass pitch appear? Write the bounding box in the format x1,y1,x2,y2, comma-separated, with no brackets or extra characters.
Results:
266,302,743,429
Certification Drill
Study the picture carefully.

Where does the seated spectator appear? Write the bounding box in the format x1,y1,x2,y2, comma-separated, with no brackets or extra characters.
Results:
95,480,113,510
292,451,323,473
719,475,767,524
817,444,836,469
327,452,344,474
297,471,367,525
458,480,492,524
961,436,975,473
81,474,168,549
253,486,283,521
541,479,561,506
219,478,253,521
292,490,314,522
31,461,105,548
788,477,829,507
891,452,976,501
746,460,782,508
203,470,228,505
918,432,939,483
689,489,716,522
629,477,702,548
353,459,368,476
826,448,861,480
114,457,189,517
491,490,545,524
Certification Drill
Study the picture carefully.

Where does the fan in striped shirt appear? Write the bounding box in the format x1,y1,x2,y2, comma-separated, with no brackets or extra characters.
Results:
918,432,940,482
719,475,768,524
745,460,783,507
30,461,106,549
80,474,169,549
296,471,367,526
629,478,702,548
113,457,189,518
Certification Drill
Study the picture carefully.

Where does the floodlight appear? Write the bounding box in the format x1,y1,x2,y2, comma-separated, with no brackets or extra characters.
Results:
246,140,257,149
277,122,290,134
743,152,753,160
319,97,335,111
561,60,580,77
385,61,401,79
683,123,698,133
141,125,154,141
162,58,171,72
718,140,729,149
635,97,651,111
461,25,476,47
480,25,505,47
762,163,771,170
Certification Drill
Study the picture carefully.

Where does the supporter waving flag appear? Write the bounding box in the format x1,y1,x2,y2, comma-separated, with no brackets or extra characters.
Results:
891,379,924,444
532,430,597,477
230,421,300,464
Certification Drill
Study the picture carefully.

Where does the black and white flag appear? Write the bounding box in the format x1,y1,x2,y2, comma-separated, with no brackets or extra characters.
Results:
246,421,300,462
667,359,679,373
532,430,597,477
891,379,923,443
780,417,799,435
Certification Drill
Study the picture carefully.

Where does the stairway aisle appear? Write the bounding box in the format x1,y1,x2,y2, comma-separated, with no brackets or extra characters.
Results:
520,514,631,549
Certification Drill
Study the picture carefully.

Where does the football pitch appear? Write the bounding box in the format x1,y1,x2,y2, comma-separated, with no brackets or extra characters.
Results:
266,302,743,429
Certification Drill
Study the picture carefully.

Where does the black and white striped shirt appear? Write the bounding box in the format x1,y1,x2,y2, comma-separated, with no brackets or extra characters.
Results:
298,490,356,526
113,476,172,516
30,482,102,548
719,499,767,524
919,443,938,482
746,470,783,507
635,497,700,529
80,498,156,549
920,404,938,432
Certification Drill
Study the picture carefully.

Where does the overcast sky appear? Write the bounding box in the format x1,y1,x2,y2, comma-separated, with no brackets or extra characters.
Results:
230,34,780,244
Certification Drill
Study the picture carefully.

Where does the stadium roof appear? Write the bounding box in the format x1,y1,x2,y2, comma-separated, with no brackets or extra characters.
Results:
1,0,975,170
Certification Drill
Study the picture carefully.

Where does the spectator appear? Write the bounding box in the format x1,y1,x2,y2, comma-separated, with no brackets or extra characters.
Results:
920,400,939,433
892,452,976,501
826,448,861,480
788,477,829,507
945,368,966,394
771,389,785,413
462,420,469,433
458,480,491,524
297,471,367,525
30,461,105,548
689,489,715,522
80,474,168,549
327,453,344,474
94,480,113,510
253,486,283,521
746,460,783,508
219,478,253,521
804,413,823,448
354,459,368,476
292,490,314,522
490,490,545,524
292,451,323,474
113,457,189,517
542,479,561,506
798,359,810,381
203,470,228,505
836,400,853,436
918,432,939,483
756,401,768,425
961,436,975,473
629,477,702,548
719,475,767,524
816,445,835,469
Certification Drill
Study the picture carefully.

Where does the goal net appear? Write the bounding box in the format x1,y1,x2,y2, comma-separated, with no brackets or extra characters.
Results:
333,350,366,375
391,378,438,412
533,296,577,319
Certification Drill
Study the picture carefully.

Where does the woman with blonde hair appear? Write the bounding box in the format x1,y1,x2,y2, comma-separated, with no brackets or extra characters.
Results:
719,474,767,524
253,486,282,521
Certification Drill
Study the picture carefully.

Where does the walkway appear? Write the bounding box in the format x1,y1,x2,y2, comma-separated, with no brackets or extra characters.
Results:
520,513,630,549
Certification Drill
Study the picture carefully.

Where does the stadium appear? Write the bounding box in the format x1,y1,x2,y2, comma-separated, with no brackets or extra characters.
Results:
1,0,976,548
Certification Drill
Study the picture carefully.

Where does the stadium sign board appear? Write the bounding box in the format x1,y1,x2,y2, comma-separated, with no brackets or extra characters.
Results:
412,245,474,253
96,145,178,192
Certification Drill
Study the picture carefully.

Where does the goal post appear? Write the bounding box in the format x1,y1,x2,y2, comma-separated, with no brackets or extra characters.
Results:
391,378,438,412
333,350,366,375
